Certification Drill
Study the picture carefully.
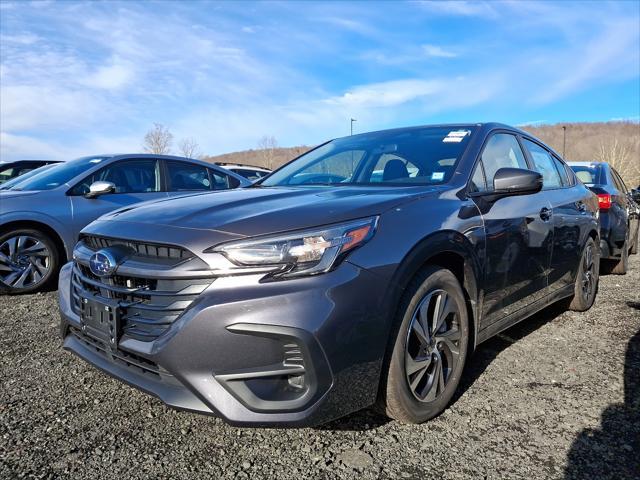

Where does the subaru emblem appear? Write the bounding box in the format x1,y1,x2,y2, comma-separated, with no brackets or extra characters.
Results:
89,249,118,277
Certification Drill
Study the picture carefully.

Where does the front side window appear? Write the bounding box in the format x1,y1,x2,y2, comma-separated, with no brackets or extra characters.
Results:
522,139,562,190
70,159,159,195
473,133,528,191
167,161,210,191
261,126,476,187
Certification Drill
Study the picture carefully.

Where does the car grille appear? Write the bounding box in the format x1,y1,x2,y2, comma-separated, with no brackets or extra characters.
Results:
80,234,191,260
71,262,214,342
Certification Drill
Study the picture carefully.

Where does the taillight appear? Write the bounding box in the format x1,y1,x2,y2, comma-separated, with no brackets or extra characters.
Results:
597,194,612,210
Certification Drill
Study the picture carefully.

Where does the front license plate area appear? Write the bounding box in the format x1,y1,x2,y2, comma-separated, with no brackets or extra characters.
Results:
80,296,121,346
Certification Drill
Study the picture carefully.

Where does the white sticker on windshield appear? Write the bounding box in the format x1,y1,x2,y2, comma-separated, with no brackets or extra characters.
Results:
443,130,470,143
431,172,445,181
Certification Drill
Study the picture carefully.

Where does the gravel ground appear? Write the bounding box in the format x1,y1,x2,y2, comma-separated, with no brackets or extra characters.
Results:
1,256,639,480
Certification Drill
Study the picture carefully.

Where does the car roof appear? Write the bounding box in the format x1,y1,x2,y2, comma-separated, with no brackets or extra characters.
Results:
105,154,252,185
0,159,60,166
332,122,566,160
18,153,252,189
568,161,605,167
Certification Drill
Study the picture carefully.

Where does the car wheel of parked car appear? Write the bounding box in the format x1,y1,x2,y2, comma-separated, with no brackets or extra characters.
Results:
566,237,599,312
381,266,469,424
0,229,59,294
608,237,629,275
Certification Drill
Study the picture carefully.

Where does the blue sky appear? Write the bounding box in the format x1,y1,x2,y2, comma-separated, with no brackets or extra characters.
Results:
1,0,639,160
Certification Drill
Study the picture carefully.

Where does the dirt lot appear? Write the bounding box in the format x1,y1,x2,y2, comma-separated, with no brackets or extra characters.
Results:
1,256,639,480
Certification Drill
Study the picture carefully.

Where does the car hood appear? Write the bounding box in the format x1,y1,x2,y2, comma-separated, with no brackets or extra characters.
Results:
98,186,440,237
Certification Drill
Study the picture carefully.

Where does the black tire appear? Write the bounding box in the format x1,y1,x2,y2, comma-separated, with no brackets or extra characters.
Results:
630,227,638,255
566,237,599,312
0,229,59,294
380,266,469,424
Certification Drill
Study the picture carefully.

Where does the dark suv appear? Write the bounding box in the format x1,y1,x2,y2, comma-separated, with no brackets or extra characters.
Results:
570,162,639,274
59,124,600,427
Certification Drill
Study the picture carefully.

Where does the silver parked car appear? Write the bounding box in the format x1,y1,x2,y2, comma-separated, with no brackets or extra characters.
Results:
0,154,250,294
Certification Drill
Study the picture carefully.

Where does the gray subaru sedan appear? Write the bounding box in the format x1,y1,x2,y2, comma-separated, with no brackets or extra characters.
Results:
0,154,250,293
59,123,600,427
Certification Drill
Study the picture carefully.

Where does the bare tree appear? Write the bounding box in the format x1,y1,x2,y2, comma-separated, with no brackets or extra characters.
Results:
143,123,173,155
178,137,201,159
595,137,640,186
257,135,279,169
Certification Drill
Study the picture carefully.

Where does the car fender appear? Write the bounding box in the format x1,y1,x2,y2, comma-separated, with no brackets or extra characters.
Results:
0,210,74,259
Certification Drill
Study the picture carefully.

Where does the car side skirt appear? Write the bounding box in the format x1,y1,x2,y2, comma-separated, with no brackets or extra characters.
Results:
476,284,574,344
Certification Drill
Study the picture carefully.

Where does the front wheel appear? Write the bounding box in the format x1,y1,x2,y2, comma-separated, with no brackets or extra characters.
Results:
566,237,599,312
0,229,59,294
381,266,469,424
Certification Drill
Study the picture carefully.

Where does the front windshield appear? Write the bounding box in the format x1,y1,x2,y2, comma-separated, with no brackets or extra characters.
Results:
261,126,475,187
8,156,111,191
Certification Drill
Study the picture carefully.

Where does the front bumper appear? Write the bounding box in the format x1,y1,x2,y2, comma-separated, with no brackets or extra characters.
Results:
59,259,389,427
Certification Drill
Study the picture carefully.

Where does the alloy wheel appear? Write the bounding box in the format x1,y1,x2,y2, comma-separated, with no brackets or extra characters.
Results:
581,243,596,302
405,289,461,402
0,235,51,289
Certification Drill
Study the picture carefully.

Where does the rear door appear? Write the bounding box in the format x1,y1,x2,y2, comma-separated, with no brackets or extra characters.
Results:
521,139,585,294
68,158,167,240
472,132,554,327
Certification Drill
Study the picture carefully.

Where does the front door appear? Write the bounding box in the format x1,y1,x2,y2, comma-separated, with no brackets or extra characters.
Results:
69,158,167,242
471,133,554,328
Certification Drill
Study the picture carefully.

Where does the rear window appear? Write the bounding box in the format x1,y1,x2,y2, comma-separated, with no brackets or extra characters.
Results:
570,165,602,185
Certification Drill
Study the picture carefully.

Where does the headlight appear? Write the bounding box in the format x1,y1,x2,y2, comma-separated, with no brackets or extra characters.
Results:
208,217,378,278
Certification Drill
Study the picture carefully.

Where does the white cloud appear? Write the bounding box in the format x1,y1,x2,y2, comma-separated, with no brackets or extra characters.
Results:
0,33,40,44
530,17,640,103
326,79,445,108
317,17,375,36
0,85,103,131
422,44,457,58
81,57,134,90
418,0,498,18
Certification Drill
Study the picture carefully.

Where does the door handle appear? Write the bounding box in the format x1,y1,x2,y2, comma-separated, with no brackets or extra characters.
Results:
540,207,552,221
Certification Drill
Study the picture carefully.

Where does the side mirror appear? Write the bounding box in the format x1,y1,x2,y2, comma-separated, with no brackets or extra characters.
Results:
493,168,543,195
469,167,543,205
85,181,115,198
